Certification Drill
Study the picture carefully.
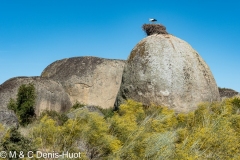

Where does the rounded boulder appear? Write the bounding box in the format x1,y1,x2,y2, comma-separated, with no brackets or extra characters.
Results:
0,77,72,116
115,34,220,112
41,56,125,109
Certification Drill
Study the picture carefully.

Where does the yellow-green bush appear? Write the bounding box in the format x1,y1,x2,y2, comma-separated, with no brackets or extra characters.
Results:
150,107,178,133
175,97,240,159
30,97,240,160
109,100,144,142
0,124,7,140
32,110,121,159
32,115,61,151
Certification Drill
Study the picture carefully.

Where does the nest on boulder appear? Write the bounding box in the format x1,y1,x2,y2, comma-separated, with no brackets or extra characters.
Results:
142,24,168,36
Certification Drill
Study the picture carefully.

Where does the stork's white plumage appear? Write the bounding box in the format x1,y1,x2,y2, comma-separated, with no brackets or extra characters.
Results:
149,18,157,22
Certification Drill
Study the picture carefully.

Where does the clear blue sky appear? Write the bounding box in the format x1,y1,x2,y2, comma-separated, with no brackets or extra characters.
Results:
0,1,239,92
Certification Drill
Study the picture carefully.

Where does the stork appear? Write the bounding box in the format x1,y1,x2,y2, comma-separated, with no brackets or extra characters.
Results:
149,18,157,23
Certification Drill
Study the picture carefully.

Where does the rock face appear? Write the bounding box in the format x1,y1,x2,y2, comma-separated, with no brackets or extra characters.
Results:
41,56,125,108
219,87,239,98
0,77,72,116
115,34,220,113
0,110,19,128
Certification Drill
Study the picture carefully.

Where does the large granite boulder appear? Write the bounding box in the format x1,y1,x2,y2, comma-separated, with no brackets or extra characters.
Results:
41,56,125,109
0,77,72,116
115,34,220,113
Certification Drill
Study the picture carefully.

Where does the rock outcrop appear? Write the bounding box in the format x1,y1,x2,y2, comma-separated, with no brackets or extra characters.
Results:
0,110,19,128
115,34,220,113
41,56,125,108
0,77,72,116
219,87,239,98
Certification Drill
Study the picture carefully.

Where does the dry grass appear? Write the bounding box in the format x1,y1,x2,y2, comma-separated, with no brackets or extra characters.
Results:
142,24,168,36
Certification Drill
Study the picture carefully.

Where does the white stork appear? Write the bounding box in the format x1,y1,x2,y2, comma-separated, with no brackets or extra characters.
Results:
149,18,157,23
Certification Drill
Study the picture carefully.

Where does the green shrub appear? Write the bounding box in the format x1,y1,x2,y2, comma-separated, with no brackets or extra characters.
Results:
96,107,115,119
7,83,36,126
7,98,17,112
72,101,85,109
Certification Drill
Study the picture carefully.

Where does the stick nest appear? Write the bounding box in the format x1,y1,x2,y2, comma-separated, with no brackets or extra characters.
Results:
142,24,168,36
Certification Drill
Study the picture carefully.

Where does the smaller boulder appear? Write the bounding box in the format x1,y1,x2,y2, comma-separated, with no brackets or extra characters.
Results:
219,87,239,98
0,77,72,116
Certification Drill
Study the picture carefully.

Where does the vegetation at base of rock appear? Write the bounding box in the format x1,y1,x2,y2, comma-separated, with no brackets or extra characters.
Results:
142,24,168,36
39,110,68,126
32,113,121,159
0,128,35,159
7,83,36,126
72,101,85,109
2,96,240,159
71,102,115,119
96,106,115,119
